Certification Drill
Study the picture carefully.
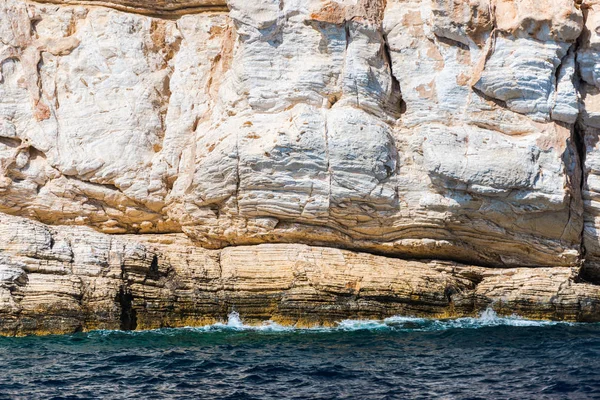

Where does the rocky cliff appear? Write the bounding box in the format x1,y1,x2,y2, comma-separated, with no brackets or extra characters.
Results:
2,0,600,335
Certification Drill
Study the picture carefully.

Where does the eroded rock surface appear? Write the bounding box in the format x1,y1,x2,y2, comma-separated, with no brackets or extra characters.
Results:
1,213,599,336
2,0,600,333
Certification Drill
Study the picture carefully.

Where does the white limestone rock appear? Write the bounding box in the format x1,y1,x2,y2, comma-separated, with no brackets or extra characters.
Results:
552,49,580,124
473,36,570,122
0,0,593,272
578,1,600,89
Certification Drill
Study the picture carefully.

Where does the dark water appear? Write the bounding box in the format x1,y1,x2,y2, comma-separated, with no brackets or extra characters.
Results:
1,310,600,400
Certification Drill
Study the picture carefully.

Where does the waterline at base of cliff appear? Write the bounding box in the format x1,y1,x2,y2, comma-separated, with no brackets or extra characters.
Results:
1,310,599,399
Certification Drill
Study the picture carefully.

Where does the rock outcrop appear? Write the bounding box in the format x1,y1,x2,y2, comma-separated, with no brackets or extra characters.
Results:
2,0,600,334
2,212,599,336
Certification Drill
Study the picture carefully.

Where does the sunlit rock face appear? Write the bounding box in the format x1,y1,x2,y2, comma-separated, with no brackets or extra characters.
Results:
0,0,586,268
4,0,600,333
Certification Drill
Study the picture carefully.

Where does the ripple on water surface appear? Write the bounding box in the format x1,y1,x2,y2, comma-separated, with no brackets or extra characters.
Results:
0,309,599,399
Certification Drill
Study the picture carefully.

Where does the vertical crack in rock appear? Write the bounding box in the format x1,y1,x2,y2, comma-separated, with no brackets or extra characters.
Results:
572,5,592,281
148,20,182,138
381,29,405,115
555,50,569,92
553,46,573,118
342,20,360,108
575,117,591,281
344,21,351,50
558,118,583,245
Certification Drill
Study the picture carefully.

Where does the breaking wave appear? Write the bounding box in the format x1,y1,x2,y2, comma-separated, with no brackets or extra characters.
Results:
87,308,574,338
223,308,571,332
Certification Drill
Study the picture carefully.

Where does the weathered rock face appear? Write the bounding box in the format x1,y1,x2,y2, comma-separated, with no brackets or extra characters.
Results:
2,0,600,334
1,212,599,336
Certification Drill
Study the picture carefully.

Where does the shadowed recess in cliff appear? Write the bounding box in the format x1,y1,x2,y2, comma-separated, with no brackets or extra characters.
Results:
117,287,138,331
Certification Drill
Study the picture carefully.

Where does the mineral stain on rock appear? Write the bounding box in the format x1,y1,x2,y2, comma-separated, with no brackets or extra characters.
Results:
2,0,600,335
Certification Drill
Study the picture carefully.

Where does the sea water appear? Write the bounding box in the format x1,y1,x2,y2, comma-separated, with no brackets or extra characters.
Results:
0,309,599,399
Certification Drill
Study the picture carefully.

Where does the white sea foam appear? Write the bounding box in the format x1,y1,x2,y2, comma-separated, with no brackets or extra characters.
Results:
218,311,293,332
307,308,569,332
393,308,572,332
87,308,574,337
205,308,571,333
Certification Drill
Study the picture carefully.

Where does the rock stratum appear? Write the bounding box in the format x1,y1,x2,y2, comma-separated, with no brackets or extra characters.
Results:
2,0,600,334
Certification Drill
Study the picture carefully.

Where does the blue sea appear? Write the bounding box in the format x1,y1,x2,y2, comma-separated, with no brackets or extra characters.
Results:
0,310,599,399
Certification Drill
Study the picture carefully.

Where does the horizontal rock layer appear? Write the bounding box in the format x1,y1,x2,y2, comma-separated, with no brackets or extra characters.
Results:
1,213,599,336
30,0,228,14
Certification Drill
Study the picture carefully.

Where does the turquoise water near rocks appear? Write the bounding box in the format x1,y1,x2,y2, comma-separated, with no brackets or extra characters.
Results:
1,310,599,399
